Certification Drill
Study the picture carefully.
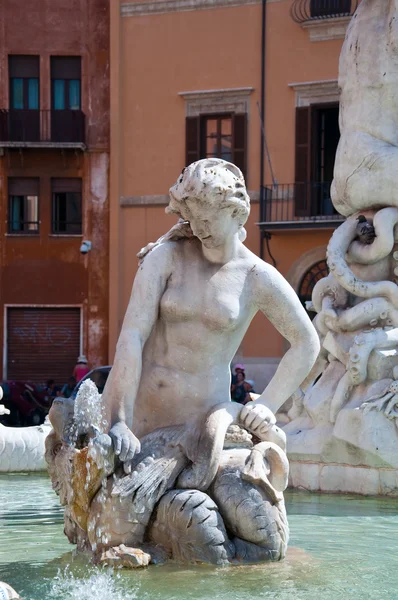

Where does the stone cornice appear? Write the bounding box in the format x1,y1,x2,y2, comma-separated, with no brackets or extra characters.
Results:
121,0,261,17
179,87,254,117
288,79,339,107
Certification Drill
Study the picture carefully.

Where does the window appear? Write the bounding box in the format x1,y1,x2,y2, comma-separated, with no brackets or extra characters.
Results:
9,56,39,110
8,178,39,234
202,116,232,161
8,56,40,142
186,113,247,178
51,57,81,110
298,259,329,315
310,0,352,17
294,103,340,217
52,179,82,234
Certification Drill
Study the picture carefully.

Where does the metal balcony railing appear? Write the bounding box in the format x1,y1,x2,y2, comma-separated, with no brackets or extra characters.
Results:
291,0,358,22
0,109,85,145
258,182,344,231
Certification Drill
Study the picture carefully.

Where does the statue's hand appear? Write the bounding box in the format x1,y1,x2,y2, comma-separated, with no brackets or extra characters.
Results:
109,421,141,472
239,402,276,439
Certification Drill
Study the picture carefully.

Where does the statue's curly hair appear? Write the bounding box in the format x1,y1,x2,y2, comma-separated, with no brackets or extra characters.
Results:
167,159,250,228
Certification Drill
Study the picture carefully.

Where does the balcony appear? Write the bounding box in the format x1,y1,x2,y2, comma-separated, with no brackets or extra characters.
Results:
291,0,358,22
0,109,86,149
258,182,344,232
291,0,358,41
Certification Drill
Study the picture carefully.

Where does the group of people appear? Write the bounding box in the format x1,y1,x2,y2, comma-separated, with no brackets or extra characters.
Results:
45,355,90,400
230,363,255,405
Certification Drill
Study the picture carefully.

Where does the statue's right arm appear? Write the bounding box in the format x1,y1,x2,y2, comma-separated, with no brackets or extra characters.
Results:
101,243,174,464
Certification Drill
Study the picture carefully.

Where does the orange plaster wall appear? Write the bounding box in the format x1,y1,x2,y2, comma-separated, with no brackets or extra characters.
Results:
110,0,346,360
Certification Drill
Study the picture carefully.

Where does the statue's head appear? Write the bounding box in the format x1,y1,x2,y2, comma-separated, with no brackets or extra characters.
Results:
168,159,250,248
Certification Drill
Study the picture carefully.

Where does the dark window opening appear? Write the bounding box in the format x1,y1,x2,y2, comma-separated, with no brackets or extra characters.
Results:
298,259,329,314
9,55,39,110
52,179,82,234
8,178,40,234
8,56,40,141
310,0,352,18
51,57,81,110
294,103,340,217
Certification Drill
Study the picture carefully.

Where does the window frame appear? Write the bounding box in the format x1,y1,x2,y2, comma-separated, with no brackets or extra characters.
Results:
8,178,40,235
51,179,83,235
50,56,82,112
200,113,233,162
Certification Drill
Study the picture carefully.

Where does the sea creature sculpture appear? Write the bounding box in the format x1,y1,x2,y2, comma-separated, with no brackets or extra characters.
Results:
46,383,289,566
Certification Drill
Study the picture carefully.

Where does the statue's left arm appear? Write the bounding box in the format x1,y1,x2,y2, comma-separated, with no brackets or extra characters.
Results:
247,263,320,417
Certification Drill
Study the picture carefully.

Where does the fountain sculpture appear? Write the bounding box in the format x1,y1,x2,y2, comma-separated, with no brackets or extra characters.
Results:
46,158,320,566
0,387,51,472
284,0,398,496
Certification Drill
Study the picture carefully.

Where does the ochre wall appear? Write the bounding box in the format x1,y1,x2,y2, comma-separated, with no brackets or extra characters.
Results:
0,0,110,377
110,0,345,361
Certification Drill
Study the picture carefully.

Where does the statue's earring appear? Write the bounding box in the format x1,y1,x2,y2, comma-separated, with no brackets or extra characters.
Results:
239,227,247,242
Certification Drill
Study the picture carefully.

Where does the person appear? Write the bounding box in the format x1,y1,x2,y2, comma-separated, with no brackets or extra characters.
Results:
61,377,76,399
45,379,57,398
73,355,90,383
231,370,252,405
231,363,245,385
101,158,320,466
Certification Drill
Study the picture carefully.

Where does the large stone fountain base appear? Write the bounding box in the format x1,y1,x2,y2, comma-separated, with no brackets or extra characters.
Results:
285,408,398,496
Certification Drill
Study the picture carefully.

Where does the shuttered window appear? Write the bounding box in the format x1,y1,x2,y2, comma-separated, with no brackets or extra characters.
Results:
294,104,340,217
8,177,40,234
51,57,81,110
9,55,39,110
294,106,312,217
185,113,247,179
51,178,82,234
7,307,81,385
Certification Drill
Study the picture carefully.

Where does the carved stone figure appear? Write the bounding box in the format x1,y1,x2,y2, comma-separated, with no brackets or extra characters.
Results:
284,0,398,496
46,159,319,566
0,388,52,473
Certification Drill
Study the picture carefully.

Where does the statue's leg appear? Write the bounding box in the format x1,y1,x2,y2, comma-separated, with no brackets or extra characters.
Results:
149,489,235,565
211,466,289,562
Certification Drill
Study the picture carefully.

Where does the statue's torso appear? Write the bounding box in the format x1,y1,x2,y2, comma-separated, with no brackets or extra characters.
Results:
132,239,259,437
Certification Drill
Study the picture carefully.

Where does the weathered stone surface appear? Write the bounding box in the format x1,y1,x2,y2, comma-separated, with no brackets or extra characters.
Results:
283,0,398,497
99,545,151,568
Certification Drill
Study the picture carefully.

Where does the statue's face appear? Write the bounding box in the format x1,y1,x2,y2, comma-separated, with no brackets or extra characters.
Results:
181,199,240,249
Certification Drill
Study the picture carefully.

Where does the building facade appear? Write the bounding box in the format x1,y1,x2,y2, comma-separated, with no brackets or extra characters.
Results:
110,0,357,389
0,0,110,384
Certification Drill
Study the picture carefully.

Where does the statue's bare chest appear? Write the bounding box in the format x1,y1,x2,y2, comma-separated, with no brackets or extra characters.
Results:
160,261,251,332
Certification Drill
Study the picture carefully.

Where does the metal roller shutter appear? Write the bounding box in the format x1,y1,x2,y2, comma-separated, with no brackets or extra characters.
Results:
7,307,81,386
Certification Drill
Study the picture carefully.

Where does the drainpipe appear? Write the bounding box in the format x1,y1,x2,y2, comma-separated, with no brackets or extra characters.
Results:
259,0,267,260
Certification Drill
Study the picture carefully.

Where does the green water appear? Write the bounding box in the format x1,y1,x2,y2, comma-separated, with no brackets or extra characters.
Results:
0,473,397,600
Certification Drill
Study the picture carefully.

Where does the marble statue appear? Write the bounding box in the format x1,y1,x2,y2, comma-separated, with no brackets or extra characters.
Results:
46,158,319,567
0,388,51,472
283,0,398,496
0,581,21,599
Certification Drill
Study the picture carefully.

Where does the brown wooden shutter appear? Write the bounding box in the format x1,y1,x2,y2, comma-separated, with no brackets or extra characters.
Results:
7,307,81,384
232,113,247,179
185,116,200,166
294,106,312,216
51,178,82,193
8,177,39,196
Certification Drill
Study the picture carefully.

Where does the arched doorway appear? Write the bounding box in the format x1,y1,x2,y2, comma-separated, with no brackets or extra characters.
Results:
298,259,329,308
